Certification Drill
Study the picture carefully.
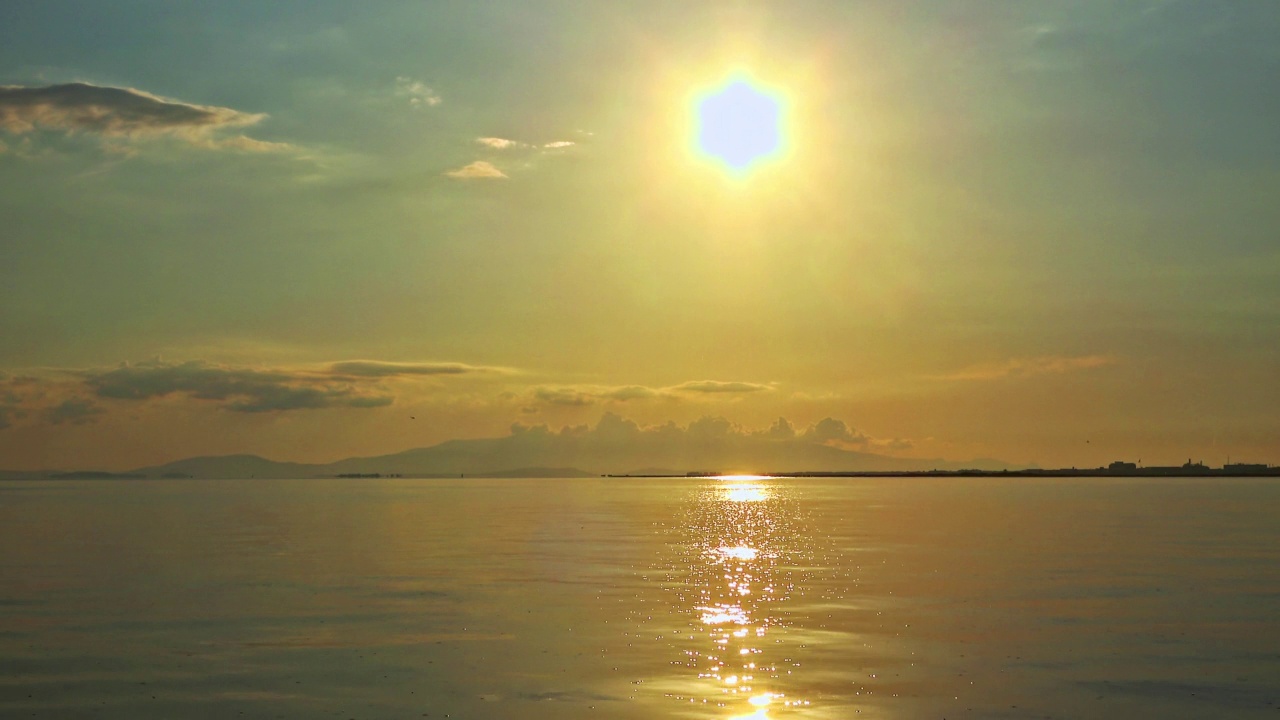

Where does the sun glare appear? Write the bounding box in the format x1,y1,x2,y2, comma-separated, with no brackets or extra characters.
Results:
692,73,788,176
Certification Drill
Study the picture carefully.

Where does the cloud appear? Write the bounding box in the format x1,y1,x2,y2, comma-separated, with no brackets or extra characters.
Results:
82,360,393,413
607,385,662,401
530,385,658,406
328,360,498,378
671,380,773,394
526,380,768,407
873,437,915,451
0,83,287,151
0,373,104,429
44,398,105,426
757,417,797,440
445,160,507,179
473,137,576,152
534,387,597,407
214,135,294,153
0,357,499,427
405,412,935,475
0,397,18,430
933,355,1118,382
394,77,442,108
800,417,870,447
0,374,37,429
476,137,520,149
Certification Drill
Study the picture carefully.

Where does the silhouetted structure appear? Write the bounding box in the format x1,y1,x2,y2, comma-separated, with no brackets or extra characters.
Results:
1224,463,1269,474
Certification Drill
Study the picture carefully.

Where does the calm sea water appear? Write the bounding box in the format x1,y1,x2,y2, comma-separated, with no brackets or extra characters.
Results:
1,476,1278,719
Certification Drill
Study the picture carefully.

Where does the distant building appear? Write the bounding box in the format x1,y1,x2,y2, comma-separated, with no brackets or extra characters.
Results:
1224,463,1269,474
1108,461,1137,473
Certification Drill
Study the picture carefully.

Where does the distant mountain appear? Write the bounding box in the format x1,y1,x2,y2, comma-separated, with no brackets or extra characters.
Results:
4,414,1019,480
313,420,1015,478
130,454,323,479
47,471,146,479
0,469,48,480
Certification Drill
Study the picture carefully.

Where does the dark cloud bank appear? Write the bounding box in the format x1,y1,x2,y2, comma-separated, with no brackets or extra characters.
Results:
83,360,395,412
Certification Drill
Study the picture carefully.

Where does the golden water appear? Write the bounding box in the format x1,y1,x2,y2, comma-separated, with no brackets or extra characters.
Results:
1,476,1278,718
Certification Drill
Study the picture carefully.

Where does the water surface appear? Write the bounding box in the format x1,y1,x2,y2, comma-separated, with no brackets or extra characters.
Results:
2,476,1278,718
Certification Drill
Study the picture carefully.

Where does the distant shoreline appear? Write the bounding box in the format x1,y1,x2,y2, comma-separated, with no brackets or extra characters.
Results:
607,467,1280,479
5,466,1277,481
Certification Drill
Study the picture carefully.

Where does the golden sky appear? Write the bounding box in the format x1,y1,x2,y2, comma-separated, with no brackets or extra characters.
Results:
1,2,1278,471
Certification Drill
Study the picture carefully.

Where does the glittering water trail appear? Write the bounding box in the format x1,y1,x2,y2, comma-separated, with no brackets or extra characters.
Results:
627,478,833,718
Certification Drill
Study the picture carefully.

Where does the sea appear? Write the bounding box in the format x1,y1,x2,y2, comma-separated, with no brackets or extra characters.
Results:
1,476,1278,719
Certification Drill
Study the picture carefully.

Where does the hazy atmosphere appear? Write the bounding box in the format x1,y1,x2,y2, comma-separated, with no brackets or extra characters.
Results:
3,0,1278,472
5,5,1280,720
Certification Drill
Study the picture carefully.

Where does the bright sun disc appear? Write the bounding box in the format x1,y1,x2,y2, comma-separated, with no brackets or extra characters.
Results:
692,73,787,175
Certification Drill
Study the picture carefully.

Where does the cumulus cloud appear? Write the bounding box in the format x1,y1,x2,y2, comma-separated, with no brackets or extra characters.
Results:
934,355,1117,382
0,82,287,151
757,417,796,440
328,360,498,378
542,140,575,149
82,360,393,413
800,417,869,447
445,160,507,179
394,77,442,108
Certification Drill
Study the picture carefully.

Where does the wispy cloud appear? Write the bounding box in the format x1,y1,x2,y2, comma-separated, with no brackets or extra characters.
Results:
526,380,771,407
0,83,288,151
532,385,661,406
445,160,507,179
473,137,576,151
476,137,520,149
44,398,105,426
671,380,772,394
0,356,512,428
328,360,505,378
0,374,27,430
394,77,441,108
0,373,102,429
933,355,1117,382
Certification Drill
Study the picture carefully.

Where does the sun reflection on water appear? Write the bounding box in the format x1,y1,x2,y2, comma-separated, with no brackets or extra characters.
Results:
638,477,815,717
722,484,770,503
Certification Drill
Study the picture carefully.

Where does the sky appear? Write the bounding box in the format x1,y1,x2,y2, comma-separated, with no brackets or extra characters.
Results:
1,0,1278,471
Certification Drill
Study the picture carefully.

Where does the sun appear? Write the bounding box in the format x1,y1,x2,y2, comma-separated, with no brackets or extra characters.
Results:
691,72,788,176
